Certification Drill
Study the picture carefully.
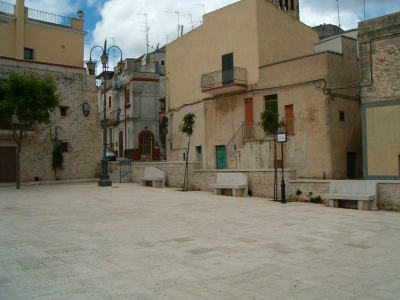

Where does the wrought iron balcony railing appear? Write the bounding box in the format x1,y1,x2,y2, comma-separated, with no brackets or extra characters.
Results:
0,1,13,14
201,67,247,91
0,115,36,131
27,8,70,26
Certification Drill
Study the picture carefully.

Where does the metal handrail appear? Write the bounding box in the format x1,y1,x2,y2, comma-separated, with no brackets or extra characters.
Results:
226,124,244,168
27,8,70,26
0,1,13,14
119,155,131,183
201,67,247,90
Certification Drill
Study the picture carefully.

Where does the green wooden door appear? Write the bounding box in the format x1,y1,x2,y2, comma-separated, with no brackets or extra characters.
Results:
216,146,226,169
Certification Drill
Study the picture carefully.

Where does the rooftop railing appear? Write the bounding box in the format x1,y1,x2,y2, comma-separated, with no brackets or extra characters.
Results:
0,1,14,14
27,8,70,26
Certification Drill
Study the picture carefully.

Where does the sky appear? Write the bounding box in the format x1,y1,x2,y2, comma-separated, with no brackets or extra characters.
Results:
4,0,400,70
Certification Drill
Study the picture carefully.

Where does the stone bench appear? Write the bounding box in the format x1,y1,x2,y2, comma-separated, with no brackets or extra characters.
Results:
322,181,378,211
209,173,249,197
138,167,166,188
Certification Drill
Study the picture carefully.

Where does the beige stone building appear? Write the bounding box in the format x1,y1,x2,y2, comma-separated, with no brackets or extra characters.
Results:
0,1,102,183
0,0,85,67
166,0,362,179
358,12,400,180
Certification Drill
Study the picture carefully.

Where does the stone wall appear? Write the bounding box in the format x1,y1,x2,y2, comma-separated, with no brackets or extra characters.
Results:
0,57,102,182
131,162,400,211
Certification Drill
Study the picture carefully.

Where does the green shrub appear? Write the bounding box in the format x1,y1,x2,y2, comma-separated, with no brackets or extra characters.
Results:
310,195,322,204
296,189,302,196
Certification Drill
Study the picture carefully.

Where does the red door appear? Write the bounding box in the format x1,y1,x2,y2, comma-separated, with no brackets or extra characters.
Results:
245,98,254,138
0,147,16,182
285,105,294,133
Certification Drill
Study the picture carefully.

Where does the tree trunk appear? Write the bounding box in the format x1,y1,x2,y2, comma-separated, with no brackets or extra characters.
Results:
16,132,22,189
186,136,191,191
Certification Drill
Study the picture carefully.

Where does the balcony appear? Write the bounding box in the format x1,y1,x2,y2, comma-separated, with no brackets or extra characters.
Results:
201,67,247,95
0,116,36,139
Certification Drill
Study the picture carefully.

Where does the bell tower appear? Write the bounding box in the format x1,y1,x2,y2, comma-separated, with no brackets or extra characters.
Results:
267,0,300,20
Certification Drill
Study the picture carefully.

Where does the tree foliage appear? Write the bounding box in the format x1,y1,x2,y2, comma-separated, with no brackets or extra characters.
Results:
0,72,60,125
179,112,196,191
178,112,196,137
258,109,286,135
0,71,61,188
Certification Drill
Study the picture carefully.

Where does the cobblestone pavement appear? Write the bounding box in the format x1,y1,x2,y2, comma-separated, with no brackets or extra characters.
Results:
1,182,400,299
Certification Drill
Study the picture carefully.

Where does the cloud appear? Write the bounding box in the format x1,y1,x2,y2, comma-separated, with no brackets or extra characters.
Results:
90,0,238,69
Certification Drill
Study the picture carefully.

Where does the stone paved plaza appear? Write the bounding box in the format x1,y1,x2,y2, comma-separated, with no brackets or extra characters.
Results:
1,182,400,299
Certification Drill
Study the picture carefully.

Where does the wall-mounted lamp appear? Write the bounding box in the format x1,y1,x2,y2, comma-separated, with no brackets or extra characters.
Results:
83,100,90,116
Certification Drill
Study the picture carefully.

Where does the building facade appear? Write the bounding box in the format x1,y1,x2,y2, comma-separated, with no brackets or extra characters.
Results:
0,0,85,67
98,46,166,161
166,0,362,179
358,12,400,180
0,1,102,183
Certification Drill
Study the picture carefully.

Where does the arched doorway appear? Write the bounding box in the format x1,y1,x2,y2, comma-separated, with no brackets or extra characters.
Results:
140,132,152,159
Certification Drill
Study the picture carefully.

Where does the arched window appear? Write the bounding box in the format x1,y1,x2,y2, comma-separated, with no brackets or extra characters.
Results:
141,133,152,155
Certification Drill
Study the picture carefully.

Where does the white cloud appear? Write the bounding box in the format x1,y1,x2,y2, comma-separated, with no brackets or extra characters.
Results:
90,0,238,69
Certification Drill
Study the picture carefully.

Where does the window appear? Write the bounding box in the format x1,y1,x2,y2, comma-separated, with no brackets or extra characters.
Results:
159,98,166,112
264,94,278,113
339,111,345,121
160,60,165,66
61,142,69,152
60,107,67,117
222,53,234,85
109,128,112,147
125,89,130,106
109,96,111,108
24,48,34,60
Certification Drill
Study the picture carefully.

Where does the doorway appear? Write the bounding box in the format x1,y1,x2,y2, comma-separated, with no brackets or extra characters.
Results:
0,147,16,182
119,131,123,157
244,98,254,138
347,152,357,179
216,145,226,169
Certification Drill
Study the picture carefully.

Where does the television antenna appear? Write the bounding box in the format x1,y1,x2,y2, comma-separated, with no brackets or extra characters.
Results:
166,11,180,38
138,13,150,55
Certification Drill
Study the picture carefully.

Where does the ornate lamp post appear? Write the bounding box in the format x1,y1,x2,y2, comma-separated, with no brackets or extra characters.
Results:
86,39,125,187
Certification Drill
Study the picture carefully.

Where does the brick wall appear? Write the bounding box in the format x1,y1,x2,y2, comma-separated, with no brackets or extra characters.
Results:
0,58,102,182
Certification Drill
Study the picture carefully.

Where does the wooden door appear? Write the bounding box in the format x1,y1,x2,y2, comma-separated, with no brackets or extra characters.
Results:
0,147,16,182
245,98,254,138
285,105,294,133
119,131,123,157
216,146,226,170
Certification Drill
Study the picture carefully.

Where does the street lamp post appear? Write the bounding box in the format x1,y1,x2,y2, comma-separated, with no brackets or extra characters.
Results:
86,39,125,187
276,131,287,204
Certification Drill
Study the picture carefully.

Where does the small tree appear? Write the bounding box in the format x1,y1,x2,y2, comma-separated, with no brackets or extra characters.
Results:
0,72,61,189
258,110,286,201
178,112,196,191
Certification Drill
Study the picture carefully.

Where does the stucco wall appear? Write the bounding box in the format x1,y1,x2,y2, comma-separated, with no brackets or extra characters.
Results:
0,2,85,67
0,58,102,182
256,0,318,67
359,12,400,179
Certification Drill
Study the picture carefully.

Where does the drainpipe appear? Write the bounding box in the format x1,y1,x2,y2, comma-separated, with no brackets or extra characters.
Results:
15,0,25,59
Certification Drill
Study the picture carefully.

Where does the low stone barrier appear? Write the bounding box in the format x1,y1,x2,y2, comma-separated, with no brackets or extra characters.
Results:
130,162,400,211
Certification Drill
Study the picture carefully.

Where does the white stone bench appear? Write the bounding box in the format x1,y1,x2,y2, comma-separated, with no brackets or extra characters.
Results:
138,167,166,188
209,173,249,197
322,181,378,211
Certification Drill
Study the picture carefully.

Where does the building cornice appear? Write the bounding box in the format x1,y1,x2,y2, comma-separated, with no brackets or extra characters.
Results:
0,56,86,70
